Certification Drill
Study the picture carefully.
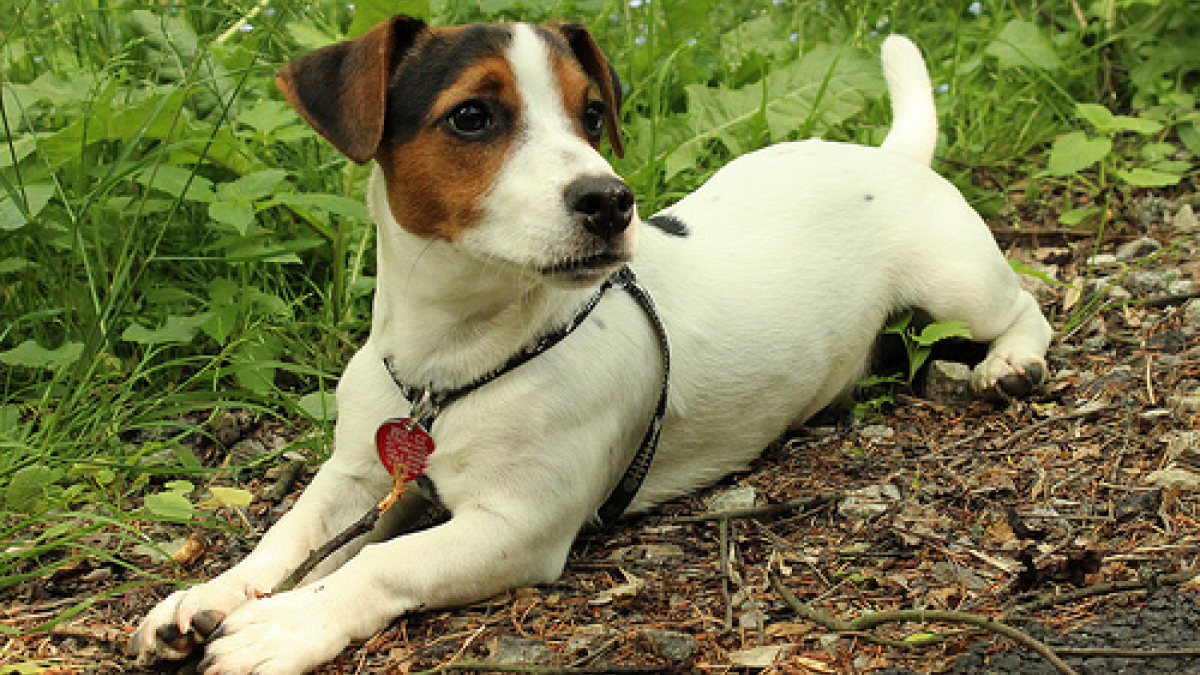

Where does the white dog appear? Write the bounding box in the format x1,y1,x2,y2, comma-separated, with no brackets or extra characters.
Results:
132,15,1051,674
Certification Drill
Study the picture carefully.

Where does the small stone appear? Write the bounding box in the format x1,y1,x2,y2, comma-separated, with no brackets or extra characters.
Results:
838,484,901,519
1087,253,1119,266
729,644,795,667
229,438,269,464
1115,236,1163,261
1168,394,1200,416
708,486,757,513
1174,203,1199,231
922,360,973,405
608,543,685,563
488,635,553,665
641,628,698,661
1184,299,1200,326
1144,466,1200,489
1168,431,1200,468
859,424,895,439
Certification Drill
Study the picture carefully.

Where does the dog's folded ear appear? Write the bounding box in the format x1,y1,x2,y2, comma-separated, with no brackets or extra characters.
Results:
547,22,625,159
276,15,427,164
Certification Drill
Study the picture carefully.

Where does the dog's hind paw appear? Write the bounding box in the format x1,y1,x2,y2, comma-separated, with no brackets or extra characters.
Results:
971,354,1047,401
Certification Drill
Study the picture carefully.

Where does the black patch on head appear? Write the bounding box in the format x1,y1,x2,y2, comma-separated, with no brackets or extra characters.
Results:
383,26,513,146
646,213,689,237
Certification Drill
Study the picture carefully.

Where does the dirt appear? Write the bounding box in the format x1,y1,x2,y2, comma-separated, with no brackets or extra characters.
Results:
4,189,1200,674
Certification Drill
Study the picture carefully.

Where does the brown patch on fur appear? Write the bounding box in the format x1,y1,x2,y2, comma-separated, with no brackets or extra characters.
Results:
549,51,603,152
376,56,521,241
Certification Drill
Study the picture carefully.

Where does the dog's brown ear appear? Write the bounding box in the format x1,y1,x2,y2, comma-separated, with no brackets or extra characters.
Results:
276,15,427,164
548,22,625,159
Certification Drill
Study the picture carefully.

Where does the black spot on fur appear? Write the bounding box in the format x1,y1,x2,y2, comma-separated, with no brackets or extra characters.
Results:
646,213,689,237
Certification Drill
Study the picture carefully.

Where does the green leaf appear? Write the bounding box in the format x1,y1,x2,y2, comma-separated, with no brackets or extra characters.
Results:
219,169,289,202
136,165,216,202
209,200,256,235
121,313,212,345
1116,167,1182,187
986,20,1062,70
4,465,62,512
1057,205,1101,226
914,321,973,347
1047,131,1111,176
1075,103,1163,135
297,390,337,421
198,486,254,509
271,193,372,221
0,257,36,274
144,486,196,520
0,184,55,231
347,0,431,37
0,340,83,369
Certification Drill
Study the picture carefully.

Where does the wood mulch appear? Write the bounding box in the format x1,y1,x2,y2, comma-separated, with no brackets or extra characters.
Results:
3,191,1200,674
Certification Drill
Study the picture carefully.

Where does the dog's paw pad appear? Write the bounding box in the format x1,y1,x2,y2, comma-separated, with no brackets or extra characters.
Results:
973,357,1047,401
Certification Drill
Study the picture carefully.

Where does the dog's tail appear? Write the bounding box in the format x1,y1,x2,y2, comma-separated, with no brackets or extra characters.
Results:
879,35,937,166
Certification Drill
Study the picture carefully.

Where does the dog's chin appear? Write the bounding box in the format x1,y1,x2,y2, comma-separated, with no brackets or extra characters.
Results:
539,252,630,287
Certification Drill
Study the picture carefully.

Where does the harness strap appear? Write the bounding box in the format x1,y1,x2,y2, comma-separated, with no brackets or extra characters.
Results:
384,265,670,526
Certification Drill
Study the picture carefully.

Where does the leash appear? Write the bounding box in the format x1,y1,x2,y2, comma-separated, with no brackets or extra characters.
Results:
382,265,670,527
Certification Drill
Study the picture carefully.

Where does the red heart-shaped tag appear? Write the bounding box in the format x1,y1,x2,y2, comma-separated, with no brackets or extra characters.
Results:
375,418,435,481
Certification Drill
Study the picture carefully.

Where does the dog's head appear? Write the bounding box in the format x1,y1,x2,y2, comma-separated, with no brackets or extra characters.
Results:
277,16,636,286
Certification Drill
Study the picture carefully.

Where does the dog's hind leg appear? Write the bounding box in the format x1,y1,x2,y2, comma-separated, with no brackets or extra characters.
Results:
897,196,1052,400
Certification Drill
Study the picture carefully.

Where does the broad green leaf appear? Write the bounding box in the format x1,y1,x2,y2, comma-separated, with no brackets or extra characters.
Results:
0,184,55,231
209,200,256,235
986,20,1062,70
136,165,216,202
0,340,83,369
1116,167,1182,187
1057,205,1101,226
121,313,212,345
1047,131,1111,176
219,169,289,202
0,257,36,273
271,193,372,221
347,0,431,37
238,100,302,135
1075,103,1163,135
4,465,61,512
198,486,254,509
915,321,972,347
297,390,337,421
144,489,196,520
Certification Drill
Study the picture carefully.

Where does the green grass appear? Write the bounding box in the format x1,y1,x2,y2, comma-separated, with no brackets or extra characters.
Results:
1,0,1196,625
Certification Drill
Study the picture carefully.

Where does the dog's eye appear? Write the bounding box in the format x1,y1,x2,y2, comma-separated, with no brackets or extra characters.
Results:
582,100,606,142
445,99,495,140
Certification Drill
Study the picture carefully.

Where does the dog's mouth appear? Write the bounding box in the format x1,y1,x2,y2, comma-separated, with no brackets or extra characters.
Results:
540,251,630,282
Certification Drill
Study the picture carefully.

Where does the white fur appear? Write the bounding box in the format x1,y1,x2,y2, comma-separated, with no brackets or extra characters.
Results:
133,32,1051,675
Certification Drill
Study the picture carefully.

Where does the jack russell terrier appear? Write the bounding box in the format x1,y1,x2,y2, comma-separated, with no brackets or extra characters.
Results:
132,15,1051,674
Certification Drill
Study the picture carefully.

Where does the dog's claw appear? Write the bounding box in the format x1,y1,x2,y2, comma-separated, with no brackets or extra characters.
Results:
193,609,226,639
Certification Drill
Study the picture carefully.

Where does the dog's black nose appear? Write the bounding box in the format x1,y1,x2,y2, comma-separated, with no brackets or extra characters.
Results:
565,176,635,238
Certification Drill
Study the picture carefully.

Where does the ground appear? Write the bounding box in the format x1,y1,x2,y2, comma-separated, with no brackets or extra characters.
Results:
3,189,1200,674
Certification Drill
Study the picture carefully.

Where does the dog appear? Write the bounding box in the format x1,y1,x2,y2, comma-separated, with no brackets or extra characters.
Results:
131,15,1051,674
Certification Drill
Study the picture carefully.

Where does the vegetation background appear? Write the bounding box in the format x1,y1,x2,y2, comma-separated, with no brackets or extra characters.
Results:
1,0,1196,640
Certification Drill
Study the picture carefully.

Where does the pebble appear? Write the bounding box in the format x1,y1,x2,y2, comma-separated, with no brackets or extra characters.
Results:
708,486,757,512
1184,298,1200,326
1115,236,1163,261
859,424,895,439
922,360,973,405
641,628,698,661
488,635,553,665
1174,203,1198,231
838,484,901,519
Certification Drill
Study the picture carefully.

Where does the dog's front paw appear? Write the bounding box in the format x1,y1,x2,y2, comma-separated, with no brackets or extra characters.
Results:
196,589,356,675
971,352,1048,400
129,572,267,665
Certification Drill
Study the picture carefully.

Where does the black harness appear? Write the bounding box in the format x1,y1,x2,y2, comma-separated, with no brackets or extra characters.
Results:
384,265,670,526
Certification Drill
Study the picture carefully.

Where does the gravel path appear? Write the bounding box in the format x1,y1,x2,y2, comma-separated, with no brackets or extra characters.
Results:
879,591,1200,675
